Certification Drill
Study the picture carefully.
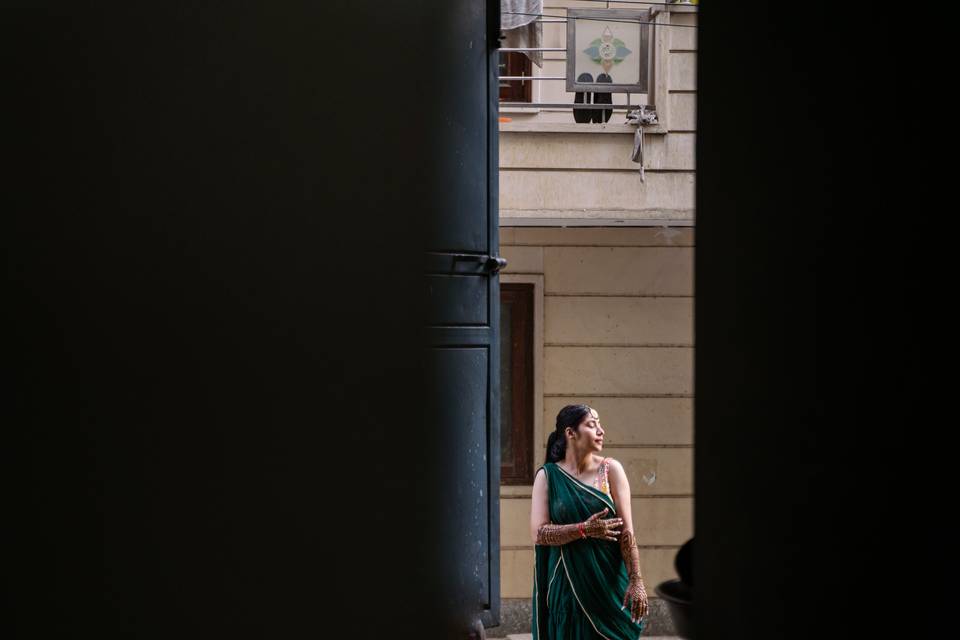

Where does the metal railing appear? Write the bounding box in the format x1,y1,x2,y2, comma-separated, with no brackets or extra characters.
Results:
499,46,651,111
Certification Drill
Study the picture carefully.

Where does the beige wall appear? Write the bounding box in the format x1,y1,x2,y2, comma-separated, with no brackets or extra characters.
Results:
499,2,696,225
496,2,696,602
497,227,695,599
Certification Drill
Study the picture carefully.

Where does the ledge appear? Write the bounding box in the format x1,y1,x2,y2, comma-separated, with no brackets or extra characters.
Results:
499,106,541,114
499,121,667,135
664,2,699,14
653,2,699,15
499,485,533,497
499,211,696,227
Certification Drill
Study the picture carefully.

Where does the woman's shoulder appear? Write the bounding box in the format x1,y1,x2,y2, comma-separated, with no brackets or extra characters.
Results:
534,464,551,487
602,456,625,473
536,461,561,478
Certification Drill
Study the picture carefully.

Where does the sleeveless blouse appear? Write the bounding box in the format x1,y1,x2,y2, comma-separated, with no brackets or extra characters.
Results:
595,456,612,498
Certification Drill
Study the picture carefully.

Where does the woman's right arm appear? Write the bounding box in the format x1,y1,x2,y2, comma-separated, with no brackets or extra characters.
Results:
530,467,555,544
530,468,622,545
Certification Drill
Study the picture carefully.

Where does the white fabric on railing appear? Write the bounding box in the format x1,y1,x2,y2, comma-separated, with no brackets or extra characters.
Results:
501,0,541,30
501,0,544,68
626,106,659,182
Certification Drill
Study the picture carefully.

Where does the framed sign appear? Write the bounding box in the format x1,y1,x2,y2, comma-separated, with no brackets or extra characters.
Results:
565,8,652,94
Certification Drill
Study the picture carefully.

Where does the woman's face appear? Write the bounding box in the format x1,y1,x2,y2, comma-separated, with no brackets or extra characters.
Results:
568,407,605,452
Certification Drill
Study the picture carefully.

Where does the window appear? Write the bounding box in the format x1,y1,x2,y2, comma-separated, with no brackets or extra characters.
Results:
498,52,532,103
500,282,534,484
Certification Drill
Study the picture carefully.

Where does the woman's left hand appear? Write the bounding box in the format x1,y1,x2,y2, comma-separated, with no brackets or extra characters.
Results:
622,575,648,624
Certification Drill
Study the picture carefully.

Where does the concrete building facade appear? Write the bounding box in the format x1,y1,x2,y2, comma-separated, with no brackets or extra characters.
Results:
493,2,696,636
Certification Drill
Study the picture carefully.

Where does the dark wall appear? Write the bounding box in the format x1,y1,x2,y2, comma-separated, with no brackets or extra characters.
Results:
7,3,951,638
5,3,464,637
696,4,949,638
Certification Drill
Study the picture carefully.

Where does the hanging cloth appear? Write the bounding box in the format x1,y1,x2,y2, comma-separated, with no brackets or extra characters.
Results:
626,106,659,182
501,0,544,68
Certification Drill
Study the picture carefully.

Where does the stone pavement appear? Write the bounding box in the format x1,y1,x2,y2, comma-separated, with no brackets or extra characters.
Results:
489,636,681,640
495,596,677,636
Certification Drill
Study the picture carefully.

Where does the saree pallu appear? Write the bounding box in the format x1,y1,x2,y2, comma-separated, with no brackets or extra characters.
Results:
532,462,645,640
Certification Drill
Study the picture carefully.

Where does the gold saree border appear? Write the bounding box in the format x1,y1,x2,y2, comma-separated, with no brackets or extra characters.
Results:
546,554,563,602
559,547,615,640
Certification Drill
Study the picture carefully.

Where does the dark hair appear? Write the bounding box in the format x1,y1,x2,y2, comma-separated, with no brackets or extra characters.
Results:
545,404,592,463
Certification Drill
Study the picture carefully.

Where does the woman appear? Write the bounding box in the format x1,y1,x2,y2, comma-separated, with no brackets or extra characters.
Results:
530,404,649,639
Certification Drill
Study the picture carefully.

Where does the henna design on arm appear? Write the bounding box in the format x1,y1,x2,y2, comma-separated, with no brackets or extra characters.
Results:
535,508,621,546
619,530,649,621
535,522,585,546
620,530,642,578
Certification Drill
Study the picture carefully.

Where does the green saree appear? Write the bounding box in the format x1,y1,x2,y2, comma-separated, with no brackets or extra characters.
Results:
532,462,645,640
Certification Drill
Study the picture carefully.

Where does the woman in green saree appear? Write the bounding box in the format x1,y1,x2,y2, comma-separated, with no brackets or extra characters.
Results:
530,404,649,640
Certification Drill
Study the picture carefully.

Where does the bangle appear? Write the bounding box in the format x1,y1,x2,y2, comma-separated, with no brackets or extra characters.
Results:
578,522,586,538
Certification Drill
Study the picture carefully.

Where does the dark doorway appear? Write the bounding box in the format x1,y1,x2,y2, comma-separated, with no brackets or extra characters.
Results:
500,282,535,486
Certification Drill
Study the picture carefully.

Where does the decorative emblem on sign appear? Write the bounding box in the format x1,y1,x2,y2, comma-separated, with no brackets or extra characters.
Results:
566,9,651,95
582,26,632,76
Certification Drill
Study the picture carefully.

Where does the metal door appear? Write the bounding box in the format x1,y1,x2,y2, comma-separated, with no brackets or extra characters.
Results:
423,0,505,635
